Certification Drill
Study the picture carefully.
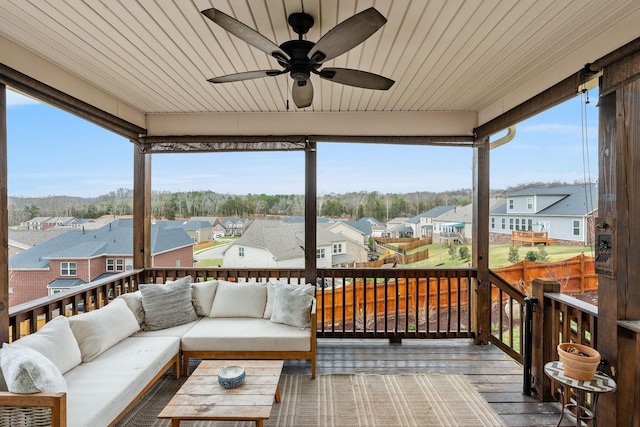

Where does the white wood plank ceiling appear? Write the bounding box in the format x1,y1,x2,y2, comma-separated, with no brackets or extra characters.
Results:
0,0,639,134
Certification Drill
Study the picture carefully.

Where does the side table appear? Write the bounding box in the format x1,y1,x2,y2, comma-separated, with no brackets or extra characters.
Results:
544,361,616,427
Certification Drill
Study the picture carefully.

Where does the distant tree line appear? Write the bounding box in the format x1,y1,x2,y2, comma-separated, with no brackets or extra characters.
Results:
7,180,575,226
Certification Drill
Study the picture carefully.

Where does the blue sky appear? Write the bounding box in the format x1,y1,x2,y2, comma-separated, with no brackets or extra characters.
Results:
6,89,598,198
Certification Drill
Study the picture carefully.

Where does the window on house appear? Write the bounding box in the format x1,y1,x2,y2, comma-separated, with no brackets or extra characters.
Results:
509,218,514,230
239,247,245,257
106,258,115,272
125,258,133,271
527,198,533,209
61,262,77,276
491,218,495,229
508,199,514,210
527,219,533,231
317,248,325,259
515,218,520,230
501,218,506,230
116,259,124,271
332,243,343,254
573,220,581,236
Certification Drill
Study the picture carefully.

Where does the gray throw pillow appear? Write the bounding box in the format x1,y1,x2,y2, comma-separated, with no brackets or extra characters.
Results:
140,276,198,331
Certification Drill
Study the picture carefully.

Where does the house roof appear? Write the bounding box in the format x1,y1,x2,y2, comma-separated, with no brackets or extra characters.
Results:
437,199,506,224
229,219,346,261
407,206,457,223
1,2,637,139
9,218,193,269
333,218,381,236
8,229,69,248
48,278,86,289
492,184,598,216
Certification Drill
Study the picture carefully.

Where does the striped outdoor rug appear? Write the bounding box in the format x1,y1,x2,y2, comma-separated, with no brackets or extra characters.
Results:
117,373,507,426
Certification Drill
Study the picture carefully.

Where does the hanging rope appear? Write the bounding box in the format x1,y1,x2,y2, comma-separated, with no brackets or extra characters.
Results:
580,88,595,257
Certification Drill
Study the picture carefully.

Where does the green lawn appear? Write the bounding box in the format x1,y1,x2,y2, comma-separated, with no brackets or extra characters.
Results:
409,243,594,269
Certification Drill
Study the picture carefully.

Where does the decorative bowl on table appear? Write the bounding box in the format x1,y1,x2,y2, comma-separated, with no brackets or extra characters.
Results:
218,366,246,388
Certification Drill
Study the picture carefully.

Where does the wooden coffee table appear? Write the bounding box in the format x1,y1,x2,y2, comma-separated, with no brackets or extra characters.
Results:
158,359,284,427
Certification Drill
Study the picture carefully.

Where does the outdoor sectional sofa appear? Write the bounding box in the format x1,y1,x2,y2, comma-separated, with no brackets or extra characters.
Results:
0,276,317,427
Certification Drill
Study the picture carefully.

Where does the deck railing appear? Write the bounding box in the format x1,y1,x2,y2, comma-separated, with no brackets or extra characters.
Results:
7,268,593,378
487,271,528,364
11,267,638,421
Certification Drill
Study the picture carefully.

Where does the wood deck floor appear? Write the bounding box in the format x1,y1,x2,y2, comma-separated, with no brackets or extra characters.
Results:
278,338,576,427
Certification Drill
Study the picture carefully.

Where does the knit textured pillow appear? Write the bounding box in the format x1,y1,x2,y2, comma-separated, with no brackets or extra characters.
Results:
140,276,198,331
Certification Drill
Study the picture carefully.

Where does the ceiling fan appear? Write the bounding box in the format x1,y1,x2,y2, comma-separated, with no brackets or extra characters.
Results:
201,7,395,108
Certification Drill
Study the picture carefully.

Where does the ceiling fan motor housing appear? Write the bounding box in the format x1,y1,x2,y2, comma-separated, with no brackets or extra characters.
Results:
280,40,316,81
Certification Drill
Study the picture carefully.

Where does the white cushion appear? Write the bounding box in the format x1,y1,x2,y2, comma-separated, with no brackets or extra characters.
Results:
64,336,179,427
15,315,81,374
191,280,218,316
140,276,198,330
209,281,267,318
116,290,144,325
263,282,277,319
181,318,311,352
270,282,316,328
68,298,140,362
0,343,67,394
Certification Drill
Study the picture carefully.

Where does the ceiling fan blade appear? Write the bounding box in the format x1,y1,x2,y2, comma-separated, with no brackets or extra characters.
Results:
202,8,289,61
308,8,386,64
318,68,394,90
292,79,313,108
208,70,284,83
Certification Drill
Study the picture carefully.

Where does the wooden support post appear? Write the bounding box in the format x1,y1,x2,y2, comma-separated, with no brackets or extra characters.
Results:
0,84,9,344
597,54,640,426
304,140,317,285
472,137,490,344
530,278,560,401
133,146,151,271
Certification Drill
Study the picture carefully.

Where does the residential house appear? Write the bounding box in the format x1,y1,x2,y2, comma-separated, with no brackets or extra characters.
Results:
406,206,456,240
328,217,382,247
23,216,50,230
156,219,214,243
433,199,506,244
489,183,598,246
43,216,75,229
221,217,249,236
223,219,363,269
324,221,370,258
385,217,411,238
8,218,194,306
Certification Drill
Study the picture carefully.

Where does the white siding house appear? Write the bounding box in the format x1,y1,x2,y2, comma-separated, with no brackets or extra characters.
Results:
489,184,597,245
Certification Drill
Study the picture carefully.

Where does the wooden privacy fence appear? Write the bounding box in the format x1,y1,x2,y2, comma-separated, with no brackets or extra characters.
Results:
316,276,470,331
493,253,596,294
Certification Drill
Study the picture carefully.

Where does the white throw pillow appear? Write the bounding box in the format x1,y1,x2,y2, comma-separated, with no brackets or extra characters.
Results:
270,282,316,328
116,290,144,326
0,343,67,394
68,298,140,362
263,282,278,319
15,315,81,374
209,281,267,318
140,276,198,330
191,280,218,316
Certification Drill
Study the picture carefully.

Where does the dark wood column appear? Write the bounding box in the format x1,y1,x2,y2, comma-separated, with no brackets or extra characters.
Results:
304,140,317,285
472,136,490,344
133,145,151,270
0,84,8,344
598,54,640,426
